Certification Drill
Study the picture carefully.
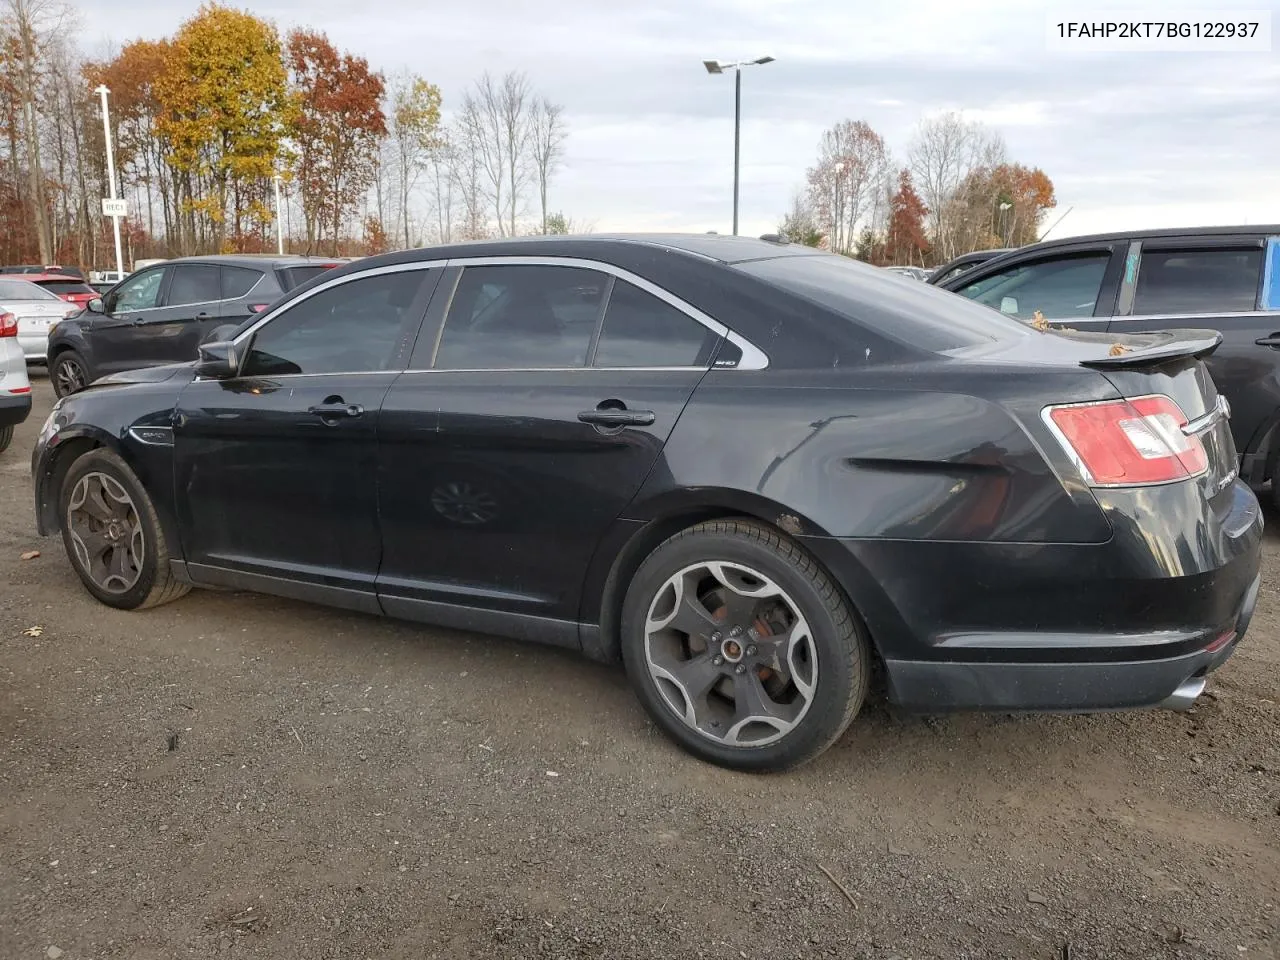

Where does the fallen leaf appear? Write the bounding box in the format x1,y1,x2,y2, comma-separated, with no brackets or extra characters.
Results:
22,626,43,637
20,550,39,561
1109,342,1131,356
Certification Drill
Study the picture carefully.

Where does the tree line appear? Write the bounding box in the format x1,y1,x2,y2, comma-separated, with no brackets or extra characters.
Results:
0,0,568,268
779,112,1057,267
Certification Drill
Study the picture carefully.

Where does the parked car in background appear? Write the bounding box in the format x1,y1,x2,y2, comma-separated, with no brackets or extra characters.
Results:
31,234,1262,771
0,278,81,363
883,265,930,281
0,303,32,453
22,273,99,309
90,269,128,286
46,254,345,397
937,225,1280,505
928,248,1014,285
2,264,86,280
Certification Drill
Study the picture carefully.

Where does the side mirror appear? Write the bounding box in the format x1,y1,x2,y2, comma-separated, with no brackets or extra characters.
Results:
205,323,241,344
999,296,1019,315
196,340,240,380
87,298,105,314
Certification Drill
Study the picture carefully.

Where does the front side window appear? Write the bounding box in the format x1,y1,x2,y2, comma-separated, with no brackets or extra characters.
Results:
241,270,431,377
108,268,165,313
595,280,718,367
167,264,221,306
1132,247,1263,315
956,253,1111,321
433,265,607,370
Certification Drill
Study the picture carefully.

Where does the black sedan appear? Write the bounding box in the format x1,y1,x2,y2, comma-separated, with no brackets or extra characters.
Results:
31,234,1263,771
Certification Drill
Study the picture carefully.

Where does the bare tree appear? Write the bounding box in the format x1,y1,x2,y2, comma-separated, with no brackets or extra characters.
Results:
907,112,1006,261
445,119,489,241
805,120,891,255
457,70,536,236
528,96,566,234
4,0,68,263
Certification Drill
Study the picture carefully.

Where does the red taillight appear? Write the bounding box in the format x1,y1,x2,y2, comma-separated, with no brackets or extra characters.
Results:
0,312,15,337
8,385,30,394
1045,394,1208,487
1205,629,1236,653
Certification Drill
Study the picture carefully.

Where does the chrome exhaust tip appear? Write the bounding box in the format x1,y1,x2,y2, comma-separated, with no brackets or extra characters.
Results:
1159,676,1207,711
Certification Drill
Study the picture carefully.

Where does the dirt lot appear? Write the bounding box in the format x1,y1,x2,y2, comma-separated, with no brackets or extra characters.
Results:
2,376,1278,960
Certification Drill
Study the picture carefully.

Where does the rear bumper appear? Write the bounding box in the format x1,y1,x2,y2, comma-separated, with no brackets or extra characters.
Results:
18,331,48,361
801,479,1264,713
884,572,1258,711
0,392,32,427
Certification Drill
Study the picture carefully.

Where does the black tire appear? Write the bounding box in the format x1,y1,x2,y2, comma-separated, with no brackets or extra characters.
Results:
58,447,190,610
51,349,89,398
620,518,869,772
0,424,12,454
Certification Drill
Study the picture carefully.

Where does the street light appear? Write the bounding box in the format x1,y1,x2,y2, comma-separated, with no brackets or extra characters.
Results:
94,84,125,278
703,55,775,235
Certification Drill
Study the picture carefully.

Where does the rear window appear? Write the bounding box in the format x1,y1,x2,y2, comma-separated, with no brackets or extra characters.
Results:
1133,247,1263,315
0,279,60,300
276,264,338,290
737,254,1033,353
222,265,264,299
35,280,94,295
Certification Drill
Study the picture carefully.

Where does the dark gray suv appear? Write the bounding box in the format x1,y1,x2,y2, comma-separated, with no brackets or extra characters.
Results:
46,254,346,397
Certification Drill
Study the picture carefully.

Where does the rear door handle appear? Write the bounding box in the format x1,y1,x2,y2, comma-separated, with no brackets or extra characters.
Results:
1256,336,1280,348
308,401,364,419
578,409,655,427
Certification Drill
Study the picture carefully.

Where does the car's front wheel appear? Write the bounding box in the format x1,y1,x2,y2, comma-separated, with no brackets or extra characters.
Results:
621,519,870,771
58,448,190,610
0,425,12,454
51,350,89,398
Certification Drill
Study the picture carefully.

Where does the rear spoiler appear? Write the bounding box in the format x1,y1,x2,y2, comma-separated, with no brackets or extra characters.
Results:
1058,328,1223,370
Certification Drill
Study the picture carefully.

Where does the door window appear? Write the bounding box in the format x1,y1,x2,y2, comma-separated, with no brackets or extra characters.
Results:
241,269,431,377
433,265,608,369
954,253,1111,321
108,268,165,313
166,264,221,306
594,280,718,367
1132,248,1263,315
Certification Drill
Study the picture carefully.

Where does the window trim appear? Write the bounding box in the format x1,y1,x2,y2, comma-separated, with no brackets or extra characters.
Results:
1120,241,1266,318
413,255,767,372
107,263,269,315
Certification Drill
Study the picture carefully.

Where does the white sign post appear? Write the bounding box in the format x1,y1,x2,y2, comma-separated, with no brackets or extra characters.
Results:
95,84,126,279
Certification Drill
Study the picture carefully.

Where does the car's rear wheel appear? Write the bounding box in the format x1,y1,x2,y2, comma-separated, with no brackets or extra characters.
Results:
621,519,869,771
51,350,88,398
0,425,12,454
58,448,190,610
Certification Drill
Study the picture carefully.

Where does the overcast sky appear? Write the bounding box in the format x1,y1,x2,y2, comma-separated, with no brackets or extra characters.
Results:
77,0,1280,240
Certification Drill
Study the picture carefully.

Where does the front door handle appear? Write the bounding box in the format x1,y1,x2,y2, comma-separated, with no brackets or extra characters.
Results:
1256,335,1280,348
308,400,364,419
578,408,655,427
196,312,211,320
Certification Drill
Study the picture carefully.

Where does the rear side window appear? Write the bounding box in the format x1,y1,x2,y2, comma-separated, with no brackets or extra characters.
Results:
955,253,1111,321
221,266,264,299
276,265,339,290
1133,248,1262,315
167,264,221,306
737,254,1032,353
595,280,717,367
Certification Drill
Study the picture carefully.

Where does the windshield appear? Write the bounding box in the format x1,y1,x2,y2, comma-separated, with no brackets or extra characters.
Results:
737,253,1033,353
0,278,61,301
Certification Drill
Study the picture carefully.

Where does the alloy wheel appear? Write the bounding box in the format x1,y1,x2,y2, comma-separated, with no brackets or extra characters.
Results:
66,472,145,594
55,356,85,395
643,561,817,747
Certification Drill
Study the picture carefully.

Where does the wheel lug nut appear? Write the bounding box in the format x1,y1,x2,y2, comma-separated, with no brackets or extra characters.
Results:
746,644,757,656
735,663,747,674
729,625,743,637
710,631,722,643
713,655,724,666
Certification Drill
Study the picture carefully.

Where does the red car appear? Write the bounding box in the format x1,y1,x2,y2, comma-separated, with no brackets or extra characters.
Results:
22,274,99,309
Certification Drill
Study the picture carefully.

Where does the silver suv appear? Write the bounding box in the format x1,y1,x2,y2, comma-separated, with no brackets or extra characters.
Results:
0,308,33,453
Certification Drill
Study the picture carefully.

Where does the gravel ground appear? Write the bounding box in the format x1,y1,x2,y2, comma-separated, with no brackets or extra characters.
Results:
2,375,1278,960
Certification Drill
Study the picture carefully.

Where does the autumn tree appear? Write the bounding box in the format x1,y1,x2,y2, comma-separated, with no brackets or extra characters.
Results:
884,169,929,265
287,28,386,254
157,3,291,252
458,70,536,236
907,112,1006,262
805,119,891,256
388,72,442,247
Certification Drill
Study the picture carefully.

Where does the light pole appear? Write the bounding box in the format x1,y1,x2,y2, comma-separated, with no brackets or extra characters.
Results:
998,200,1013,246
703,55,775,235
273,174,285,254
94,84,125,278
833,161,846,254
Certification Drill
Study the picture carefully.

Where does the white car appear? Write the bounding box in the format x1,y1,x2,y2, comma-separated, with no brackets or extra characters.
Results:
0,308,33,453
0,277,80,363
